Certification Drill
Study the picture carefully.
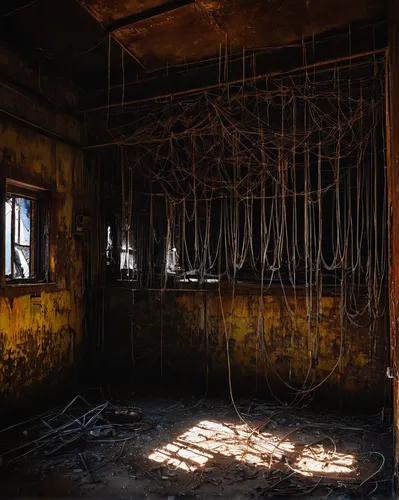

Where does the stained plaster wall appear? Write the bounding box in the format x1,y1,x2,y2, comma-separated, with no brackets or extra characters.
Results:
0,42,88,404
106,288,388,411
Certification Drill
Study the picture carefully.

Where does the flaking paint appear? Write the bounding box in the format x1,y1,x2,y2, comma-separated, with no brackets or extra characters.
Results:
107,288,388,410
0,117,85,401
175,294,374,389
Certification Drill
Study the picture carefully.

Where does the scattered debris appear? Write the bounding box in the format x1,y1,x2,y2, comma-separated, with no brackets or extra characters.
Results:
0,394,393,498
104,408,142,424
89,427,115,438
0,395,147,466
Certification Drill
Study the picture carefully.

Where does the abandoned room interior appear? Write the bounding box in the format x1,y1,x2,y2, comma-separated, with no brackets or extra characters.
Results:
1,0,399,498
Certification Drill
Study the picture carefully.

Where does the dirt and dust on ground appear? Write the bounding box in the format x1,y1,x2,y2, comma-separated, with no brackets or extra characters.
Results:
0,388,394,499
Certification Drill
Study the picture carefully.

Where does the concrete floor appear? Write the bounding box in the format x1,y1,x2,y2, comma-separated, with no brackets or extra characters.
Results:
0,393,394,498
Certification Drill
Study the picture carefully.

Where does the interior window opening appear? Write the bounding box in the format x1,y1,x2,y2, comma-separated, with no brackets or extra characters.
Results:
120,229,136,279
106,225,113,266
166,245,179,275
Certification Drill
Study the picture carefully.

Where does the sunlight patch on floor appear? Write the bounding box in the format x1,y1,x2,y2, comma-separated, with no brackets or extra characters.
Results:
293,445,354,476
148,419,355,475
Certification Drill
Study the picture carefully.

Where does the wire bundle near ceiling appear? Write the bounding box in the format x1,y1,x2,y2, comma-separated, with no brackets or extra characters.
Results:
105,54,387,383
91,39,392,412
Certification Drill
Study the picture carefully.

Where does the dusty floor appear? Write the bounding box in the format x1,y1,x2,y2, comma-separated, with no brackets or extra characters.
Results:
0,391,394,498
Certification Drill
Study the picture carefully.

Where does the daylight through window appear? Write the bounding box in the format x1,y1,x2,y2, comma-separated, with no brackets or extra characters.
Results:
5,182,49,282
5,195,35,279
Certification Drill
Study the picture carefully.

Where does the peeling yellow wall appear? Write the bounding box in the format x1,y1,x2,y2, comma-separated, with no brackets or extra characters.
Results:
0,120,85,401
175,293,373,393
107,288,388,409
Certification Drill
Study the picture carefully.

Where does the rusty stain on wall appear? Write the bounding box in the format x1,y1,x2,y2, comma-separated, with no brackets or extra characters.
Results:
106,288,388,410
0,294,75,395
0,94,85,402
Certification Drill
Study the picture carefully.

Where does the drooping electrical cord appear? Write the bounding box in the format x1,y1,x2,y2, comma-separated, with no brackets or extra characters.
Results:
110,52,387,404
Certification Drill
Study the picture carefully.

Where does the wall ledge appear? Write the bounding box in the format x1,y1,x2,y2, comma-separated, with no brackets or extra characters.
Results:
0,282,62,298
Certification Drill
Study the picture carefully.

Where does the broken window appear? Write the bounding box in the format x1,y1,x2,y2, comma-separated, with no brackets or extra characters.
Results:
166,245,179,275
5,182,49,282
120,228,136,279
106,225,113,266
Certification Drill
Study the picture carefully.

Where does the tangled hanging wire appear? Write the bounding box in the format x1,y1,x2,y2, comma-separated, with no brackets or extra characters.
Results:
106,53,387,396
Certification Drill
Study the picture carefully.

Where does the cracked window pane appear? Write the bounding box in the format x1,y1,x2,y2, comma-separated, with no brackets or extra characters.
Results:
5,195,34,279
5,197,12,277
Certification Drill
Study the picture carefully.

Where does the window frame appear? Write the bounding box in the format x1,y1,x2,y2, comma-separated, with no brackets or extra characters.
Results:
2,179,51,286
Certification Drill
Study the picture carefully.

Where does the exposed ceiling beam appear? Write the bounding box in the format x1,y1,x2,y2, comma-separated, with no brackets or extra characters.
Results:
103,0,196,33
83,48,387,117
75,0,145,69
83,18,388,113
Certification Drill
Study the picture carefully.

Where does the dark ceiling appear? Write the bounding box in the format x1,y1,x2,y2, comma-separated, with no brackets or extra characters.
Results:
81,0,386,69
0,0,388,106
